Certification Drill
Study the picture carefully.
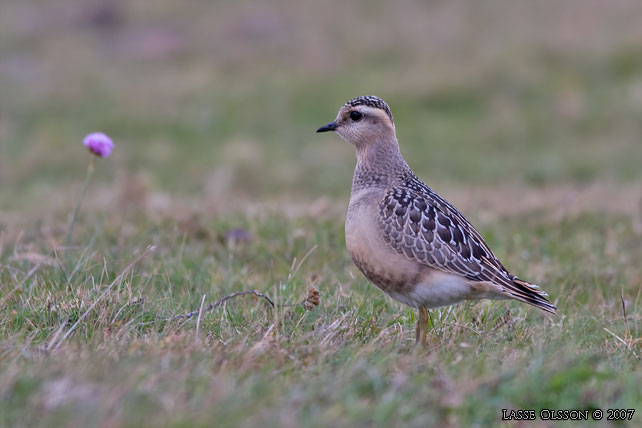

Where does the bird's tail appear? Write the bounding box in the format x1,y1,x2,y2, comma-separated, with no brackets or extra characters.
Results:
506,277,557,314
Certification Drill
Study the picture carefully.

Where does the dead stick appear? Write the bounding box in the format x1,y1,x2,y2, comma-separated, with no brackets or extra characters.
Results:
171,290,275,321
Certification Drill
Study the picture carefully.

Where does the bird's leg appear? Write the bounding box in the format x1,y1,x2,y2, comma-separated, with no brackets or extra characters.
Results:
416,306,430,346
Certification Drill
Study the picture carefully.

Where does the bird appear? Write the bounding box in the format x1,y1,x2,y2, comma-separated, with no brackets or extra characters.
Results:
316,95,556,345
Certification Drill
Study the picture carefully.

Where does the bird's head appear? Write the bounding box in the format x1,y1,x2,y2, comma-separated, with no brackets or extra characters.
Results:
317,96,396,147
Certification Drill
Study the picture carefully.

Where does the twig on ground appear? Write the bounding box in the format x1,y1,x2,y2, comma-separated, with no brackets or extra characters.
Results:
171,290,275,321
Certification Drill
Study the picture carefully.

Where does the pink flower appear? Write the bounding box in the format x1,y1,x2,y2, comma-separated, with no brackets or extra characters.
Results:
83,132,114,158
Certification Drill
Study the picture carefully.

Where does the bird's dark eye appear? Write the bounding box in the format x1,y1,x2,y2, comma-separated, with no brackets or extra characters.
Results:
349,111,363,122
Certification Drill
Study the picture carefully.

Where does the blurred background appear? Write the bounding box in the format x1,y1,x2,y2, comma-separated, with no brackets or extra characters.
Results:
1,0,641,223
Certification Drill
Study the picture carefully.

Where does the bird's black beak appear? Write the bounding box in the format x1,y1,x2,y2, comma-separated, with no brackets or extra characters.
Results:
316,121,338,133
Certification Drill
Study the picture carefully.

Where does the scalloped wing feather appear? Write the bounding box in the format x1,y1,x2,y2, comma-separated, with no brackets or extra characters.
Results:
379,173,556,314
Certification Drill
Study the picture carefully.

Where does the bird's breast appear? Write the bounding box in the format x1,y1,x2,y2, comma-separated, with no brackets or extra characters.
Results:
345,190,423,299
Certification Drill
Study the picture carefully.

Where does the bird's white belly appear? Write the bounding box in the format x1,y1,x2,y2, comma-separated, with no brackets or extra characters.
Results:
389,269,505,309
388,270,473,309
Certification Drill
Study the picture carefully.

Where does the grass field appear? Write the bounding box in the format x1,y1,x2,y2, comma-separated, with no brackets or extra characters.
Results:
2,1,642,426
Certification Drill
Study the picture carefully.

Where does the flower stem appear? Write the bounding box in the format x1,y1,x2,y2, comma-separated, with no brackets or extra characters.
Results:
64,157,95,250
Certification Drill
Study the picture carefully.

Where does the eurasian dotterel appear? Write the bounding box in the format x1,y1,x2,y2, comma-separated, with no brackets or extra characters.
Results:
317,95,556,345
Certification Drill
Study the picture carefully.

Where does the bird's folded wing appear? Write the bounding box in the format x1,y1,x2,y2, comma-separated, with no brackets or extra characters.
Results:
379,185,516,287
378,182,556,313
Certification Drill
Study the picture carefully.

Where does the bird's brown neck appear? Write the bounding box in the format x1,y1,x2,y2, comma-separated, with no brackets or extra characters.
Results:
352,139,410,193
